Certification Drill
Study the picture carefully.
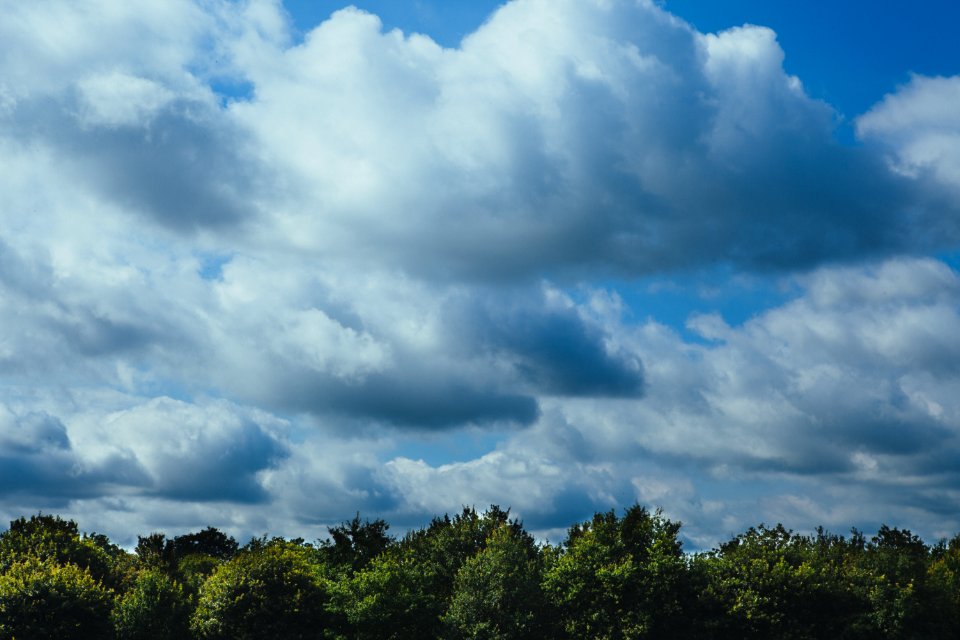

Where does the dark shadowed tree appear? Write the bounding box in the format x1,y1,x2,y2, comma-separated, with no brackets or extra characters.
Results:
135,533,177,574
172,527,238,561
858,525,946,639
323,514,393,572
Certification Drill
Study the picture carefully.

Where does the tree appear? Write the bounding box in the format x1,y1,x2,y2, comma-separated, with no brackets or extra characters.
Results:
113,568,191,640
333,546,436,640
697,524,882,640
333,506,525,639
135,532,177,574
858,525,940,639
443,523,548,639
543,505,691,640
323,514,392,572
0,514,114,586
172,527,238,561
191,540,329,640
0,557,112,639
927,533,960,636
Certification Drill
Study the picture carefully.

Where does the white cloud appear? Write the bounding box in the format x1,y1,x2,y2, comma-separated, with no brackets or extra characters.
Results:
858,74,960,190
369,257,960,543
0,0,959,546
76,71,175,128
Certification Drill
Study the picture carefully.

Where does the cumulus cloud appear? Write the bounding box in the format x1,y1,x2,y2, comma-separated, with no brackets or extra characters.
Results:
0,405,146,503
1,0,959,546
224,0,936,277
316,258,960,544
858,74,960,190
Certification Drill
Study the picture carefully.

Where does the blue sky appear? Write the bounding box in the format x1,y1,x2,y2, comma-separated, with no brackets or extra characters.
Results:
1,0,959,548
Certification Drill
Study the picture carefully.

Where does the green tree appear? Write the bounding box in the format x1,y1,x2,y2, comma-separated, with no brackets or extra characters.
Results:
542,505,691,640
443,523,548,639
858,525,942,639
135,528,236,594
927,533,960,636
0,557,112,639
0,514,114,587
333,546,436,640
191,540,329,640
333,506,524,640
697,524,880,640
113,568,191,640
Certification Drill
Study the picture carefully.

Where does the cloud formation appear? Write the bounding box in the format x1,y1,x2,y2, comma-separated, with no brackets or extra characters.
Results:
0,0,959,546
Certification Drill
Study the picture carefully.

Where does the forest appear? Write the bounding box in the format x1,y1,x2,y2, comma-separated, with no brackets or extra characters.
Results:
1,505,959,639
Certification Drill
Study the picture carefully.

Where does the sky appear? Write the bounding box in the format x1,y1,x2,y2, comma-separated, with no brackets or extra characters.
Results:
1,0,959,550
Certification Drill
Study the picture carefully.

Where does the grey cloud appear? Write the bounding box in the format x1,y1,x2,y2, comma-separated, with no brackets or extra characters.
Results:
471,301,645,397
62,312,160,357
327,375,539,429
3,96,263,232
150,419,286,503
0,412,70,455
0,239,187,384
98,398,291,505
0,410,149,500
271,368,540,429
0,239,55,300
224,283,645,427
70,106,263,232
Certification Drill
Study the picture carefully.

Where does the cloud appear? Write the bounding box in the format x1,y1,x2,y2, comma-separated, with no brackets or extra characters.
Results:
1,0,960,547
354,258,960,544
97,397,288,504
2,258,958,547
858,74,960,190
0,405,147,503
462,288,645,397
224,0,940,278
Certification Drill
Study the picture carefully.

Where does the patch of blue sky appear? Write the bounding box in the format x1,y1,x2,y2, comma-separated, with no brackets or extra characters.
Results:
119,368,197,404
195,251,233,281
935,250,960,274
593,267,801,344
208,78,255,106
389,426,513,467
663,0,960,121
282,0,502,48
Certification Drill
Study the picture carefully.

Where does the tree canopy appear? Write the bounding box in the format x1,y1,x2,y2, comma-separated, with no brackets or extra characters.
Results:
0,506,957,639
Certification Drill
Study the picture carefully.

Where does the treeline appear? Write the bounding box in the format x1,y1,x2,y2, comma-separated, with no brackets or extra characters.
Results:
1,506,959,639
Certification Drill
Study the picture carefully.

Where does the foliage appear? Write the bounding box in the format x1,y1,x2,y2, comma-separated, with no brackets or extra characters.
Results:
0,557,112,639
332,546,437,639
543,505,691,639
323,514,393,573
332,506,525,639
443,523,548,639
858,525,956,639
172,528,239,561
190,539,329,640
697,524,874,639
1,507,960,639
0,514,115,587
113,568,192,640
